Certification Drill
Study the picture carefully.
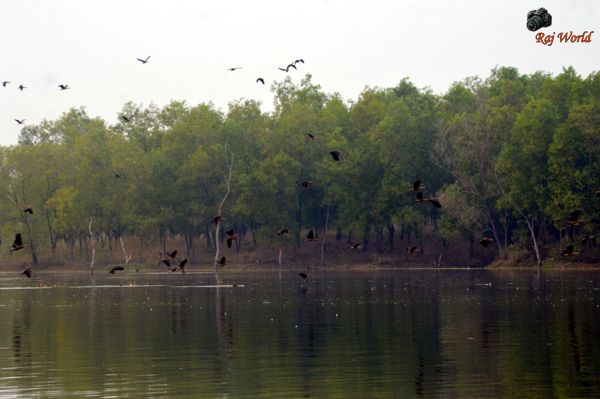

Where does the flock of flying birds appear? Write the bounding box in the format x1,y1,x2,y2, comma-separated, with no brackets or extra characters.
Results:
6,55,600,280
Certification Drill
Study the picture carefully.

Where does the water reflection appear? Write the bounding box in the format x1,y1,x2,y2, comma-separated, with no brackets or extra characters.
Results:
0,270,599,397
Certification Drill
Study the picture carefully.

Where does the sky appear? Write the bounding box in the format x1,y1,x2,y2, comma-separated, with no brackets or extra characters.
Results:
0,0,598,146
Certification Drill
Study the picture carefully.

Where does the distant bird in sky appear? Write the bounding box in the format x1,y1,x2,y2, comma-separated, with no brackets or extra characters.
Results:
109,266,124,274
227,67,242,71
479,237,493,247
306,230,318,241
278,67,288,72
329,150,341,161
299,181,312,188
14,119,25,125
18,84,26,91
406,246,418,254
2,81,9,87
225,230,238,248
294,59,304,64
137,56,151,64
11,233,25,253
23,207,33,214
219,256,226,267
277,228,289,236
307,133,317,140
412,180,425,192
286,63,297,70
121,115,132,123
256,77,265,85
298,272,308,280
21,268,32,278
58,84,69,90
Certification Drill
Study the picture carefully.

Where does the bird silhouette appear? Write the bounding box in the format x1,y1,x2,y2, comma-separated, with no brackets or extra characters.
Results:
329,150,341,161
21,268,32,278
11,233,25,253
14,119,25,125
137,56,151,64
225,230,238,248
121,115,132,123
428,198,442,209
349,241,361,250
2,81,9,87
58,84,69,90
278,67,289,72
298,272,308,280
307,133,317,140
415,192,426,204
161,259,171,268
479,237,493,247
23,207,33,214
109,266,124,274
18,85,26,91
306,230,318,241
219,256,226,267
406,246,418,254
277,228,289,236
256,77,265,85
562,244,579,257
172,258,188,272
286,63,297,70
167,250,177,259
412,180,425,192
227,67,242,71
294,59,304,64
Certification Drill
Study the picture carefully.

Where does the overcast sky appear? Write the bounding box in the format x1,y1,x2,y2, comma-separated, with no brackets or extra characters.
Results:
0,0,598,146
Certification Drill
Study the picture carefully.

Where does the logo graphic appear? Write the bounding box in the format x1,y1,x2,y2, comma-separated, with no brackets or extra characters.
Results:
527,8,552,31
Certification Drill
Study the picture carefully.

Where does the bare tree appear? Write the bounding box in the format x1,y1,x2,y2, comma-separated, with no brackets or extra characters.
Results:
89,218,98,275
213,148,235,271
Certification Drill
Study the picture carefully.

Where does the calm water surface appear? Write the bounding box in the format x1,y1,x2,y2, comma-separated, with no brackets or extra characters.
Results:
1,269,600,398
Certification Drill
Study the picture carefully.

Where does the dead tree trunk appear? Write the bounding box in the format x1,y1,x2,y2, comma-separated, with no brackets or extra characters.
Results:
213,149,234,271
89,219,98,275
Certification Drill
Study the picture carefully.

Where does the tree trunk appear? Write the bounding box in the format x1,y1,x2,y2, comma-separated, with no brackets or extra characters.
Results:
387,224,395,251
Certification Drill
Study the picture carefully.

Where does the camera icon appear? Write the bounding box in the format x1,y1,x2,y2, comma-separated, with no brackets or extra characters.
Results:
527,8,552,31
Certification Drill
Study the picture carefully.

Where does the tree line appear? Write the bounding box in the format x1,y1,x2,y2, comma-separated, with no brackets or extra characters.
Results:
1,66,598,268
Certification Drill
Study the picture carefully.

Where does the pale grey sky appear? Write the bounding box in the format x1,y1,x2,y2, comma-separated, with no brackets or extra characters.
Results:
1,0,598,146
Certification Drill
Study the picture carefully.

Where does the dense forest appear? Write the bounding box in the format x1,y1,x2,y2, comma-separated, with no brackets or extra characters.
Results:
1,66,599,269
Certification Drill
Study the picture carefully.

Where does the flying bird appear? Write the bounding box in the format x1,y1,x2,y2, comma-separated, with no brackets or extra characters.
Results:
329,150,341,161
23,207,33,214
412,180,425,192
58,84,69,90
21,268,32,278
172,258,188,272
121,115,132,123
277,228,289,236
109,266,124,274
428,198,442,209
562,244,579,257
307,133,317,140
18,85,26,91
415,192,426,204
256,77,265,85
479,237,493,247
406,246,418,254
11,233,25,253
2,81,9,87
167,250,178,259
349,241,361,250
286,63,297,70
298,272,308,280
137,56,151,64
115,173,122,178
278,67,289,72
219,256,226,267
227,67,242,71
161,258,171,268
306,230,318,241
14,119,25,125
294,59,304,64
225,230,238,248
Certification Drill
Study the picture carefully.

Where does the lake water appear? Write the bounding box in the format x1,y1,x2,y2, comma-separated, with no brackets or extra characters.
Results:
1,268,600,398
